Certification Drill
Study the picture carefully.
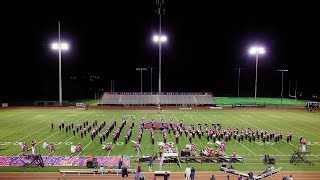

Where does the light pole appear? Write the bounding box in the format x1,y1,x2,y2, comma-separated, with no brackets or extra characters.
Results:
51,21,69,106
277,69,288,104
148,67,156,92
136,68,147,92
153,35,167,93
249,46,265,104
154,0,166,93
235,68,243,97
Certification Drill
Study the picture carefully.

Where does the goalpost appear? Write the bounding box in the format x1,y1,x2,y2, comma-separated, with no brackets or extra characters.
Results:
289,80,297,100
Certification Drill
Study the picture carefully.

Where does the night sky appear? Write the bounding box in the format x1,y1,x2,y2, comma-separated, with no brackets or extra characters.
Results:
3,1,320,102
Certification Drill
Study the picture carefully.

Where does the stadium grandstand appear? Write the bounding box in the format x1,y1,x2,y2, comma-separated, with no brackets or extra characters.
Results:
98,92,216,106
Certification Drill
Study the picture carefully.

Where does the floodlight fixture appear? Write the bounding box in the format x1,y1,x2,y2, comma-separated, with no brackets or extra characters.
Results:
248,46,266,104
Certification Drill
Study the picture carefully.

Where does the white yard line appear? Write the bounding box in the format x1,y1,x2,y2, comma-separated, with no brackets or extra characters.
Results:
257,112,320,138
283,112,320,131
266,144,285,155
238,142,257,156
0,111,27,120
227,113,260,129
0,112,66,144
0,111,53,131
283,140,320,159
231,112,288,155
15,110,96,156
77,141,93,156
77,112,119,156
200,113,260,157
16,130,60,156
46,111,95,155
107,145,115,156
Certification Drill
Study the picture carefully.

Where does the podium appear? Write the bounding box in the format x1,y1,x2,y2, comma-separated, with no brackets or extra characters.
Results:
23,154,44,168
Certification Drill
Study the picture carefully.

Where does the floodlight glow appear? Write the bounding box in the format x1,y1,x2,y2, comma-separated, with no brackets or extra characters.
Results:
160,36,167,42
153,35,159,42
51,42,69,51
61,43,69,50
51,43,59,50
249,47,265,55
153,35,167,42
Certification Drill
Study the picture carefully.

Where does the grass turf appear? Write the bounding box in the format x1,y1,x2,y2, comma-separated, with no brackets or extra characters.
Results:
0,108,319,172
215,97,307,107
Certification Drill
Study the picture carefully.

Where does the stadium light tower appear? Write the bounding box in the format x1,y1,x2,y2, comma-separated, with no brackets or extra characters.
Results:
153,0,167,93
51,21,70,106
235,68,244,97
148,67,156,92
277,69,288,104
249,46,265,104
136,68,148,92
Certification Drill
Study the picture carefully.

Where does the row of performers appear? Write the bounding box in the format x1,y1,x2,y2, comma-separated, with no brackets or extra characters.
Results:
157,125,296,144
54,119,99,133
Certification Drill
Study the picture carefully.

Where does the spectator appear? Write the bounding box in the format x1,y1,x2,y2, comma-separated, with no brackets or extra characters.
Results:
225,174,230,180
140,170,145,180
164,171,169,180
191,167,195,180
152,175,157,180
248,171,254,180
134,171,139,180
138,163,142,173
220,162,227,171
227,165,234,173
99,165,104,174
289,175,293,180
118,158,123,169
121,166,128,179
210,175,216,180
185,165,191,180
158,156,164,171
148,156,153,171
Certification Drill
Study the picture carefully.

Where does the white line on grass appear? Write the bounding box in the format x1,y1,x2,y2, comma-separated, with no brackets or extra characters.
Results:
283,112,320,131
266,144,285,155
200,113,259,156
283,140,320,159
0,111,36,125
238,142,257,156
172,113,179,123
77,141,92,156
0,111,55,133
0,112,66,145
257,112,320,138
46,112,95,155
107,145,115,156
16,130,60,156
0,111,26,120
77,112,119,156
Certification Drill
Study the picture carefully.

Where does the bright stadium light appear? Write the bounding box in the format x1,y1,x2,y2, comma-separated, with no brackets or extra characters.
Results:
51,42,69,51
51,21,70,106
248,46,265,104
249,47,265,55
153,35,167,43
153,0,166,94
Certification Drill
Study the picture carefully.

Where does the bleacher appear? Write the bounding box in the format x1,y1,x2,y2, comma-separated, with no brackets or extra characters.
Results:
59,168,136,176
99,92,216,106
221,167,282,180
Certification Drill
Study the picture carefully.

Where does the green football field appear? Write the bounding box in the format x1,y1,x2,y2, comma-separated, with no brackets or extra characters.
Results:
0,108,319,171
